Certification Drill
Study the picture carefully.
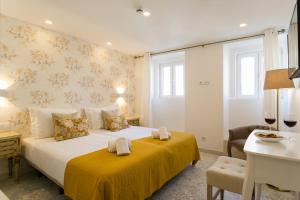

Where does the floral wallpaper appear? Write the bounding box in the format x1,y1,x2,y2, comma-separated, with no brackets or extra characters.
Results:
0,15,136,135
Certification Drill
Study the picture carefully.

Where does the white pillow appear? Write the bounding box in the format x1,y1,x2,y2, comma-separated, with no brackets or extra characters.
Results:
85,104,119,129
85,107,102,129
29,107,78,139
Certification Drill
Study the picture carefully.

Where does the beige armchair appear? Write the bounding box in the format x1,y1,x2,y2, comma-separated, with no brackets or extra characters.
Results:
227,125,275,157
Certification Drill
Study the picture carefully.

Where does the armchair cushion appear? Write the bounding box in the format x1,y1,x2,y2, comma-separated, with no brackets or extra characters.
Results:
229,127,250,141
230,139,246,151
227,125,274,157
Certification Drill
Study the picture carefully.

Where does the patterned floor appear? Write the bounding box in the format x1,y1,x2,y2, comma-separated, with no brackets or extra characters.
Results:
0,153,296,200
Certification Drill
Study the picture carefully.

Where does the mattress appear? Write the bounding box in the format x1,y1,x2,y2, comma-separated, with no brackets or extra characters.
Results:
22,126,156,186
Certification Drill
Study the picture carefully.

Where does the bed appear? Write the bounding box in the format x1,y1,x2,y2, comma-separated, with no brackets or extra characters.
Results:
22,126,200,200
23,131,113,186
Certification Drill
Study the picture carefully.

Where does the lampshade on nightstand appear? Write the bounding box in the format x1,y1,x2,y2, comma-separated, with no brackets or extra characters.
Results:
264,69,295,130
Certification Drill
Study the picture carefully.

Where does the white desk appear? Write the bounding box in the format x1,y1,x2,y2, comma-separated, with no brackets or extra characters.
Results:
242,130,300,200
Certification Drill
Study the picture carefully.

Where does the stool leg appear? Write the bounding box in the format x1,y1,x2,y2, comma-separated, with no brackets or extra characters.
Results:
255,184,262,200
207,185,213,200
220,189,224,200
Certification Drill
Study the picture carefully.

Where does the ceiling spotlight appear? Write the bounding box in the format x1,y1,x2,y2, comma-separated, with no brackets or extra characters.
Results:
45,20,53,25
136,8,151,17
143,11,151,17
239,23,247,28
106,41,112,46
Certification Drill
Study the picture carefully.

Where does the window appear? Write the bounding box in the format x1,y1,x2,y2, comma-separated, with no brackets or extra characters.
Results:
159,62,184,97
161,65,172,96
174,64,184,95
236,52,259,97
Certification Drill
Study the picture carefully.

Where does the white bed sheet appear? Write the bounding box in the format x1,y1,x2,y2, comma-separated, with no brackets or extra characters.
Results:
94,126,157,140
22,126,156,186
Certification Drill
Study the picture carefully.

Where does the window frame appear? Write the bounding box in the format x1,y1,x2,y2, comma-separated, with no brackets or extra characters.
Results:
159,63,172,97
235,51,260,98
159,61,185,98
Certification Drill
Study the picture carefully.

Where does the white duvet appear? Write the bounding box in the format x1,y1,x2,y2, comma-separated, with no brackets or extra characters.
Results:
22,126,156,186
99,126,156,140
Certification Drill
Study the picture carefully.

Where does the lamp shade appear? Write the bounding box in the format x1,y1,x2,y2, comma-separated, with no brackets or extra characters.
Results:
264,69,295,90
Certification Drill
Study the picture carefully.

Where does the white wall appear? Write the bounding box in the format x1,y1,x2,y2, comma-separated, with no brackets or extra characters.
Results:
185,45,224,152
134,57,144,116
152,98,185,131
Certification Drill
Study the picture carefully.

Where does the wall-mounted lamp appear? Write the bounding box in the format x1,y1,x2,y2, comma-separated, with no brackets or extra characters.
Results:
0,80,9,90
0,80,10,107
116,87,126,106
0,89,7,107
0,89,7,97
116,97,126,106
116,87,125,95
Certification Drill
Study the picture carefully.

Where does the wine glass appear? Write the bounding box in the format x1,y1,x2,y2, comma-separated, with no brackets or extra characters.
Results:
264,112,276,133
283,114,297,143
283,114,297,128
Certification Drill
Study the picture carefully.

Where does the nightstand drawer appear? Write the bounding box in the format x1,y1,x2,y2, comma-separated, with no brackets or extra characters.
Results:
0,131,21,181
128,119,139,126
0,139,19,157
0,140,17,147
126,117,140,126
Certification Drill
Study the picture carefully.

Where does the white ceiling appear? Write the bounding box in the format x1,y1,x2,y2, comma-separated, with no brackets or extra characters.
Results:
0,0,296,55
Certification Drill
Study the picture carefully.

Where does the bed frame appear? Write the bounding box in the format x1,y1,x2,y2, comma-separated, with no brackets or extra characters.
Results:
24,157,64,193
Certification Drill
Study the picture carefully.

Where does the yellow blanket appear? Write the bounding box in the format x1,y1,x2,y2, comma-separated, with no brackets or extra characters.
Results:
64,132,200,200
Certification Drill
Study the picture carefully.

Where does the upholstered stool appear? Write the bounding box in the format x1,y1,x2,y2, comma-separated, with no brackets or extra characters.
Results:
206,156,246,200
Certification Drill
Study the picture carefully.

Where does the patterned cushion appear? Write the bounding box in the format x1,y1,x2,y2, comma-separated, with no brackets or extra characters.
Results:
52,112,78,132
101,110,119,130
104,114,128,132
53,117,89,141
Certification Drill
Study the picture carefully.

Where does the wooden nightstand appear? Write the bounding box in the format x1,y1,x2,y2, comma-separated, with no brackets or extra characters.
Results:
0,131,21,181
126,116,140,126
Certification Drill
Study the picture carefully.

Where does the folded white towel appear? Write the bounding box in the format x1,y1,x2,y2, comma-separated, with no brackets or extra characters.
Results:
108,139,132,153
116,137,131,156
152,127,171,141
108,140,117,153
151,131,160,139
159,127,169,141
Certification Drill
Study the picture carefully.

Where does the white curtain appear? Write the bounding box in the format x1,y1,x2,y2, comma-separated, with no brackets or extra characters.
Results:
140,53,153,126
289,24,298,69
263,28,278,117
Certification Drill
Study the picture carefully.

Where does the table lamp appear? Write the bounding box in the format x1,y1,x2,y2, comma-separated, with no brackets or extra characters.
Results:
264,69,295,130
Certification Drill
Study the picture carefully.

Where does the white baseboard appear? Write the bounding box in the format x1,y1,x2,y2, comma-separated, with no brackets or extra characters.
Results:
199,148,226,156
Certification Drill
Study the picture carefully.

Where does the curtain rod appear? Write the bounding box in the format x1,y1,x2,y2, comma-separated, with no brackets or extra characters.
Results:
134,29,285,59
